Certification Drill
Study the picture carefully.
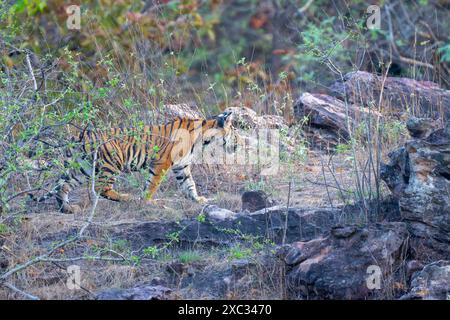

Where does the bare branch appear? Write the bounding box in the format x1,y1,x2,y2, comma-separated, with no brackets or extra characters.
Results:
298,0,314,14
25,53,38,92
3,282,40,300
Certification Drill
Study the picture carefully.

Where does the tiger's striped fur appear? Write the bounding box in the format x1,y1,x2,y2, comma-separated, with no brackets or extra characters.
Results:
31,111,236,213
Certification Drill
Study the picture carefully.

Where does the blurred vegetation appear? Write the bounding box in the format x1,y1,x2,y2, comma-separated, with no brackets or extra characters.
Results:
2,1,448,117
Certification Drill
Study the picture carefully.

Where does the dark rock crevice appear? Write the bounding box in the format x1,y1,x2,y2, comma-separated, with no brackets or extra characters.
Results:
381,119,450,261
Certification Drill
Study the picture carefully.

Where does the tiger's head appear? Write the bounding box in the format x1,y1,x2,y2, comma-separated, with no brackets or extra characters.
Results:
201,111,241,154
170,111,242,164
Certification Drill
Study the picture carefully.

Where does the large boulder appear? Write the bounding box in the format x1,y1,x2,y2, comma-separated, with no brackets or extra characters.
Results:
293,92,380,148
280,222,409,299
330,71,450,120
106,206,339,249
401,260,450,300
381,119,450,259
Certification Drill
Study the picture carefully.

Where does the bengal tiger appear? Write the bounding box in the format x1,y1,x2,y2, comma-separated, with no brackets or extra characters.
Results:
30,111,238,213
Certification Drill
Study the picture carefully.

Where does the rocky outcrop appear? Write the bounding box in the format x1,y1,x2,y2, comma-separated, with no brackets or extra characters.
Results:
108,206,339,249
224,106,287,130
293,92,380,147
156,105,288,129
157,103,203,120
280,223,409,299
330,71,450,120
381,119,450,260
96,284,172,300
401,261,450,300
294,71,449,149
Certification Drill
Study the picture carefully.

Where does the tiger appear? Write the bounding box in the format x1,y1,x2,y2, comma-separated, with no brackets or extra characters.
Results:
30,111,238,213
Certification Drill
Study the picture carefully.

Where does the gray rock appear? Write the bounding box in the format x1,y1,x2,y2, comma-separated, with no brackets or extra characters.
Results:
293,92,378,147
401,261,450,300
242,190,269,212
159,103,202,120
280,222,409,299
381,121,450,259
96,284,172,300
406,117,438,138
330,71,450,120
405,260,425,281
107,205,339,250
224,106,287,130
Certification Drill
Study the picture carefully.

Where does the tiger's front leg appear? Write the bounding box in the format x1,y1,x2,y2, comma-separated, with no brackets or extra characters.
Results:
143,162,173,204
96,170,131,202
171,164,207,204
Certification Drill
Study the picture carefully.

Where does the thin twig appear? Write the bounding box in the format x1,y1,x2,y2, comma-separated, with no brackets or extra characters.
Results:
282,180,292,245
3,282,39,300
298,0,314,14
25,53,38,93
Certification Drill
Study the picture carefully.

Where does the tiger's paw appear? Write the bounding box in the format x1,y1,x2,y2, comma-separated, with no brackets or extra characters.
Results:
195,196,208,204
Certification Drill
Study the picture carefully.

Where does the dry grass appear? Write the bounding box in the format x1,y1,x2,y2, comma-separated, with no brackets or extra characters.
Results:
1,142,397,300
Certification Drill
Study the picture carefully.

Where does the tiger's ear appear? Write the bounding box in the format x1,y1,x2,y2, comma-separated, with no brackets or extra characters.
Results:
217,111,233,128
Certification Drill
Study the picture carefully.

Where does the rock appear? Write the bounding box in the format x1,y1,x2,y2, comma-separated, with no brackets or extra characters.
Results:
231,259,256,279
330,71,450,120
241,190,269,212
401,261,450,300
406,260,425,281
293,92,380,148
224,107,287,130
96,284,172,300
220,106,289,171
150,277,165,286
203,205,240,221
280,222,409,299
381,120,450,259
106,205,339,250
159,103,202,120
406,117,439,138
380,147,410,197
